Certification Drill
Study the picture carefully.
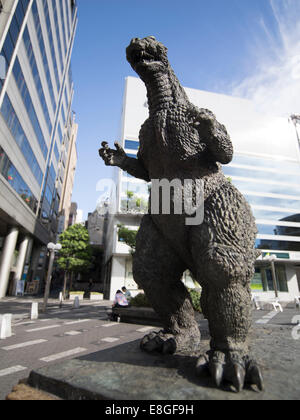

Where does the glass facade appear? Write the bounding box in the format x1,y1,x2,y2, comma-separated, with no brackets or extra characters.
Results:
31,0,57,116
1,93,43,186
0,0,30,95
125,139,139,150
251,266,288,292
223,152,300,252
0,0,78,230
12,57,48,159
0,146,38,213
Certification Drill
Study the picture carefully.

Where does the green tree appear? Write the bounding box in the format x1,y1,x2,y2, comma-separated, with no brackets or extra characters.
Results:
57,224,93,296
118,224,138,254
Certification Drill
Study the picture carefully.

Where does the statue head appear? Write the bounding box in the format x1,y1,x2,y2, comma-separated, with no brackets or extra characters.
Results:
126,36,169,80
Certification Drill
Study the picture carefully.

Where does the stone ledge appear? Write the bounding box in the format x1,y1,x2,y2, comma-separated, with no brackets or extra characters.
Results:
111,306,163,326
111,306,203,327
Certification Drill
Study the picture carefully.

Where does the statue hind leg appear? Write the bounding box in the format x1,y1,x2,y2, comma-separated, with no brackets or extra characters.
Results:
194,242,264,392
133,215,201,354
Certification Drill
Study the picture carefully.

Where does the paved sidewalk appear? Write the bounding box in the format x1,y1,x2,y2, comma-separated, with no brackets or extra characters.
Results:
0,296,113,321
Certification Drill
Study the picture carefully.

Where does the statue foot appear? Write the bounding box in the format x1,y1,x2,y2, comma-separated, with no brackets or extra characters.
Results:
196,351,264,392
140,329,200,355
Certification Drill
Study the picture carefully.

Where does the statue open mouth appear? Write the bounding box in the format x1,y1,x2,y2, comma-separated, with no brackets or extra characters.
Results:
126,36,167,72
133,50,156,65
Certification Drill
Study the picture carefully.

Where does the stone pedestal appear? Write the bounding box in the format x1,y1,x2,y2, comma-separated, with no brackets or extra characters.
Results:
25,324,300,400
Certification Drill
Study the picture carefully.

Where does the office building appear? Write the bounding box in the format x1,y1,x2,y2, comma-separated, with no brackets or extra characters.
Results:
103,76,300,302
0,0,78,298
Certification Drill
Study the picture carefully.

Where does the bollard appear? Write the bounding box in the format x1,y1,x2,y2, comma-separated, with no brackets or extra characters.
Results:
31,302,39,320
73,296,80,309
0,314,12,339
0,315,5,340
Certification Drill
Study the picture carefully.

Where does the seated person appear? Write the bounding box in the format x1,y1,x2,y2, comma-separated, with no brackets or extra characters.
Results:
112,290,129,308
121,287,132,303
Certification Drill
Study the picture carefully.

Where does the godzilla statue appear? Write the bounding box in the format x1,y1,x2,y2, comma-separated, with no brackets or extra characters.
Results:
99,36,263,392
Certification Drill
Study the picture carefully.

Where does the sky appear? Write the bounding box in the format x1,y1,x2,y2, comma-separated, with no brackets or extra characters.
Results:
70,0,300,220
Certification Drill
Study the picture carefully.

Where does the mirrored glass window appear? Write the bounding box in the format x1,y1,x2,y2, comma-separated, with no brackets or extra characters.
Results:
257,224,300,237
256,238,300,252
223,166,300,189
231,154,300,174
125,140,139,151
245,194,300,211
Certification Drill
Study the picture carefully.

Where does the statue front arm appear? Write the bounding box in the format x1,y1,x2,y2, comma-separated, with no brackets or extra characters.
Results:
188,107,233,165
99,141,150,182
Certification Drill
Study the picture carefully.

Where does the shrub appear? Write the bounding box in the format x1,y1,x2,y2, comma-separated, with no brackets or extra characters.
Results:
189,289,202,313
130,293,151,308
130,289,202,313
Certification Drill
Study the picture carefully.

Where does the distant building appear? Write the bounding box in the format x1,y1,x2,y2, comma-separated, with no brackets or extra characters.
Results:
87,210,106,247
0,0,78,298
68,202,77,227
103,76,300,301
57,112,78,235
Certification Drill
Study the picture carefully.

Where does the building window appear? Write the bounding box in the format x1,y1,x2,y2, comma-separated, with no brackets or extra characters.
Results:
252,266,288,292
0,146,38,212
125,258,138,290
31,1,57,115
0,0,30,96
1,94,43,186
125,140,139,151
256,238,300,252
12,57,48,159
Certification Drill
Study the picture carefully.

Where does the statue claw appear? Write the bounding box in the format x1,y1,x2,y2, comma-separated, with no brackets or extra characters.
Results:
196,355,209,376
162,338,176,355
197,351,263,393
210,362,223,388
231,364,246,393
246,362,264,391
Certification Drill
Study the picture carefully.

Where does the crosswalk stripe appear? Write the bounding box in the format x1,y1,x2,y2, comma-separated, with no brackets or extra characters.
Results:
64,319,91,325
26,324,60,332
101,322,119,327
64,331,82,336
1,339,47,351
136,327,155,333
256,310,278,325
0,365,27,377
14,321,36,326
101,337,120,343
39,347,87,362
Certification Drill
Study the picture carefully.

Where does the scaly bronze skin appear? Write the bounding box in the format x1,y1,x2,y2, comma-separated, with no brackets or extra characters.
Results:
99,36,263,392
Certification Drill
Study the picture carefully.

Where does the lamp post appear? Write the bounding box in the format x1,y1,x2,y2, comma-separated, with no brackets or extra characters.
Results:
289,114,300,148
263,254,278,298
42,242,62,313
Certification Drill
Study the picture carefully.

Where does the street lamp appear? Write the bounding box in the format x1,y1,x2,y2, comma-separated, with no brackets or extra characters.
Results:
42,242,62,312
289,114,300,148
263,253,278,298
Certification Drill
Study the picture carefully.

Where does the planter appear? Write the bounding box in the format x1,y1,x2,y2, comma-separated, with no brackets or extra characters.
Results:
69,292,84,301
111,306,204,326
90,293,104,301
111,306,162,326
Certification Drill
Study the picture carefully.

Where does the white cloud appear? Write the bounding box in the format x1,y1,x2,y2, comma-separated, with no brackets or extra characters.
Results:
232,0,300,118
